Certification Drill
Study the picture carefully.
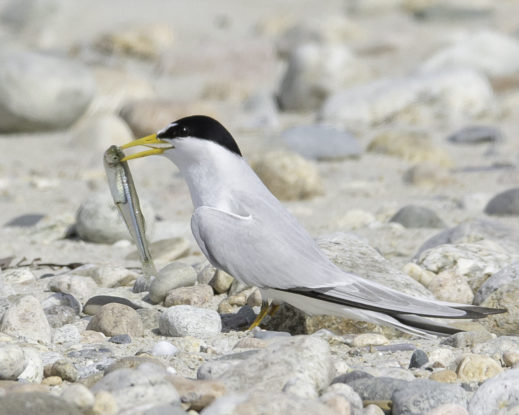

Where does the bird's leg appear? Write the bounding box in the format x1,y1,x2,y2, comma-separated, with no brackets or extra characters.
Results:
268,304,280,316
248,301,271,330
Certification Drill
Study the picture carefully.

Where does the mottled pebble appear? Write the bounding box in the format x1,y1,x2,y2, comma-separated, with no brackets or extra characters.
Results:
0,295,51,343
150,262,197,304
456,354,503,383
164,284,213,307
425,403,469,415
48,274,97,302
441,330,494,348
209,270,234,294
389,205,446,228
109,334,132,344
61,383,95,412
169,375,226,411
363,404,385,415
45,305,76,328
86,303,144,337
0,392,82,415
83,295,141,316
429,370,458,383
159,305,221,337
53,324,81,344
447,125,503,145
427,271,474,304
91,390,118,415
1,268,35,284
42,376,62,386
0,344,25,380
352,333,389,347
468,367,519,415
51,358,79,382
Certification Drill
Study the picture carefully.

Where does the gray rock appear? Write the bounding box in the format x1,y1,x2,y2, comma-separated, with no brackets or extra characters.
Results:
338,375,409,401
66,344,115,378
44,305,76,328
251,150,323,201
475,261,519,304
320,383,363,415
320,69,494,132
75,192,155,244
390,205,446,228
414,219,519,259
149,262,197,304
42,292,82,315
419,30,519,78
83,295,142,315
86,303,144,337
0,392,82,415
164,284,213,307
18,347,43,383
0,344,26,380
48,274,97,302
0,295,52,343
53,324,81,344
214,335,334,395
409,349,429,368
473,336,519,360
109,334,132,344
278,43,368,111
4,213,45,227
51,358,79,382
0,49,94,132
468,367,519,415
60,384,95,413
392,379,468,415
485,188,519,216
159,305,221,337
91,364,180,412
281,124,362,161
448,125,503,144
441,330,494,348
479,278,519,335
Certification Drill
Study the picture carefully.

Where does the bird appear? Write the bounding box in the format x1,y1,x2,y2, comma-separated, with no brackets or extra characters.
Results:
120,115,504,337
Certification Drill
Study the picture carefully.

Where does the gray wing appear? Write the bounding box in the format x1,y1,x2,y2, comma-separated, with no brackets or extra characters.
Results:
190,204,489,318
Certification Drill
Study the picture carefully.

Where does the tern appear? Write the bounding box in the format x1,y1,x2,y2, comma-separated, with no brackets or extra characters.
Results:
121,115,504,336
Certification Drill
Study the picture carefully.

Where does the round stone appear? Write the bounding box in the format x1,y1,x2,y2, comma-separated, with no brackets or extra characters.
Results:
159,305,221,337
86,303,144,338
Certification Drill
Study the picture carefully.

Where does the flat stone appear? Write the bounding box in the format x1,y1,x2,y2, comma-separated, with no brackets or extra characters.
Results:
48,274,97,302
392,379,468,415
447,125,503,144
159,305,221,337
83,295,142,316
0,392,82,415
485,188,519,216
389,205,446,228
425,404,469,415
281,124,362,160
429,370,458,383
86,303,144,337
149,262,197,304
468,367,519,414
209,270,234,294
352,333,388,347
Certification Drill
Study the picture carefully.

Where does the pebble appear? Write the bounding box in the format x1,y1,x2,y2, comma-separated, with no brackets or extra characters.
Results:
149,262,197,304
159,305,222,337
42,376,62,386
42,292,82,315
425,404,469,415
468,367,519,415
0,295,52,343
447,125,503,145
427,271,474,304
164,284,213,307
169,375,226,411
50,358,79,382
251,150,323,200
474,261,519,304
246,289,262,307
152,341,178,357
441,330,494,348
109,334,132,344
479,278,519,335
0,268,35,284
75,192,155,244
320,383,363,415
0,49,94,133
485,188,519,216
209,270,234,294
0,344,26,380
363,404,385,415
281,124,362,160
18,347,44,383
420,30,519,78
44,305,76,328
457,354,503,383
0,392,82,415
389,205,446,229
91,390,118,415
368,130,452,167
403,163,452,188
278,43,367,111
339,375,408,401
428,348,456,368
352,333,389,347
61,383,95,412
91,364,180,411
503,351,519,367
86,303,144,337
83,295,141,315
392,379,468,415
410,349,429,368
48,274,97,302
429,370,458,383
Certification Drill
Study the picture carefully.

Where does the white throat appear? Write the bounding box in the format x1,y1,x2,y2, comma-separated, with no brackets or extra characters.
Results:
162,138,264,212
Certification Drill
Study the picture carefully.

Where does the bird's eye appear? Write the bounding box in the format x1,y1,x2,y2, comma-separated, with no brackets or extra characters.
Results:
181,126,189,134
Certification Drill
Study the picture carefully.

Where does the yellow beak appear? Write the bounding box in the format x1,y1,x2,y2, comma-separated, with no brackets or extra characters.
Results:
120,134,173,161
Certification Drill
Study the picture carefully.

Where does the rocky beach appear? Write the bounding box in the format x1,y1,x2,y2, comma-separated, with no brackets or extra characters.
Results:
1,0,519,414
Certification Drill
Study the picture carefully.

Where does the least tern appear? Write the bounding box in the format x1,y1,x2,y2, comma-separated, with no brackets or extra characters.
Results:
121,115,504,336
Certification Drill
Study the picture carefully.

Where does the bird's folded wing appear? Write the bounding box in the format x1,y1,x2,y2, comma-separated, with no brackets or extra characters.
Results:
191,206,499,318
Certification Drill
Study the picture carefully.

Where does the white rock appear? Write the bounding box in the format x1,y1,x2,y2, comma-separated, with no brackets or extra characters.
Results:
427,271,474,304
75,192,155,244
18,347,43,383
152,341,179,357
320,69,495,132
0,49,94,132
469,367,519,415
0,268,35,284
159,305,221,338
278,43,368,111
149,262,197,304
61,383,95,412
53,324,81,344
48,274,97,302
0,295,52,343
420,31,519,78
0,344,26,380
352,333,389,347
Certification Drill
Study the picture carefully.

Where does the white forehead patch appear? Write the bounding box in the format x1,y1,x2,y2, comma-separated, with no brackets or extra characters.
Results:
157,122,177,136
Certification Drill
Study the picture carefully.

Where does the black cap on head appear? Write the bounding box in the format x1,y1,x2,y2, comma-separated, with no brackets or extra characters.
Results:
157,115,242,156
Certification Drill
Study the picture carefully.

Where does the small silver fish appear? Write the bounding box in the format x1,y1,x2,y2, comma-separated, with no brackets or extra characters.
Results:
104,145,157,276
